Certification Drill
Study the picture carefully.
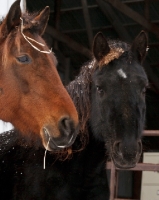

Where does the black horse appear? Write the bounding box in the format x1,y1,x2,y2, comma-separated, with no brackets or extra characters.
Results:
68,30,148,168
0,31,148,199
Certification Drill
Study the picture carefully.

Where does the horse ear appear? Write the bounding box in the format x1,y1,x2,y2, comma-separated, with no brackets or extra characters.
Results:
1,0,21,36
131,31,148,63
31,6,50,35
92,32,110,61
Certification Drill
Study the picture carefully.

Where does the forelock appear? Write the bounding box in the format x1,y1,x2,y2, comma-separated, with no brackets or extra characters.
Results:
99,47,124,67
98,39,130,67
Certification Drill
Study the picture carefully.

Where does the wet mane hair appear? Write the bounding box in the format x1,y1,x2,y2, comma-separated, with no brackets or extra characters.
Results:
67,60,95,148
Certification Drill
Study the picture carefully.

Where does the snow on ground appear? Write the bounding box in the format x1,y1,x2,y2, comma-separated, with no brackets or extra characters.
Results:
0,121,14,133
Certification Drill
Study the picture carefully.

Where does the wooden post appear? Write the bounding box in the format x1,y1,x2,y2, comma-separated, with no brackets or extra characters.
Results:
64,57,70,85
109,162,117,200
81,0,93,48
54,0,61,50
96,0,132,42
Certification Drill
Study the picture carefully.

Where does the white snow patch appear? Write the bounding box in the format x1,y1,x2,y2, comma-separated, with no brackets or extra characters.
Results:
0,121,14,134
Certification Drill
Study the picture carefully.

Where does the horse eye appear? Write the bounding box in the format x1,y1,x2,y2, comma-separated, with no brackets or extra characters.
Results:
16,55,31,64
96,86,104,95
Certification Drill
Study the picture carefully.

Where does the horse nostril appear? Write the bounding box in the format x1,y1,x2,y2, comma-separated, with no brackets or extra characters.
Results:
59,117,73,136
113,141,122,157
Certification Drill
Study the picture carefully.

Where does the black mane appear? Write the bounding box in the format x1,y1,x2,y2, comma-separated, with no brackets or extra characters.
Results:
67,60,95,146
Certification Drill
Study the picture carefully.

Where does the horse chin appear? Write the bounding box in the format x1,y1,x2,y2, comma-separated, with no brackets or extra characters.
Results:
48,135,76,151
113,159,136,169
111,154,140,169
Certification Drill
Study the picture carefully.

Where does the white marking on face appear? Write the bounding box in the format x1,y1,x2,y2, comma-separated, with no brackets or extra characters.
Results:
117,69,127,79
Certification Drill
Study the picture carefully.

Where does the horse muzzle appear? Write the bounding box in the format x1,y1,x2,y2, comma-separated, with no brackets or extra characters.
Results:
111,140,142,169
41,117,79,151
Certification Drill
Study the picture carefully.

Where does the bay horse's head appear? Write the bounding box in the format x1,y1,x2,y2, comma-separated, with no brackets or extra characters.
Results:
90,31,148,168
0,0,79,151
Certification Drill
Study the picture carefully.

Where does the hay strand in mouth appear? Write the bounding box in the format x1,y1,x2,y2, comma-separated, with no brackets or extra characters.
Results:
43,137,50,169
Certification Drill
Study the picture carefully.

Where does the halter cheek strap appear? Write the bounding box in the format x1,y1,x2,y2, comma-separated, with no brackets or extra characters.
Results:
20,17,52,54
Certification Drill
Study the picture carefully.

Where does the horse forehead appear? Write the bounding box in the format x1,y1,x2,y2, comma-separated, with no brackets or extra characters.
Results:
115,61,146,81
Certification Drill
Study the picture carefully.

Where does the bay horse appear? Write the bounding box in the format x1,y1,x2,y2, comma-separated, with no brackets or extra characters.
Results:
0,30,148,199
0,0,79,151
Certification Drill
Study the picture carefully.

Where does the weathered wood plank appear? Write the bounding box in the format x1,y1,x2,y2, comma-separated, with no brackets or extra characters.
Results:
97,0,132,42
105,0,159,38
46,25,92,58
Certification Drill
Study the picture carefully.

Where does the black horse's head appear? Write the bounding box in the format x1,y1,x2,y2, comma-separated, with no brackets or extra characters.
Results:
90,31,148,168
